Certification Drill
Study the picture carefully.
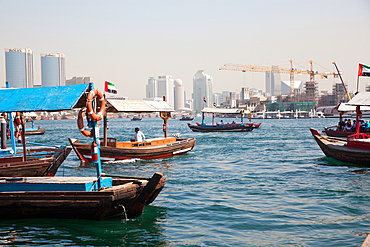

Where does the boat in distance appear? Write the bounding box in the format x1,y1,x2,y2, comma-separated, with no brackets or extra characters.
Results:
187,107,260,132
70,98,196,164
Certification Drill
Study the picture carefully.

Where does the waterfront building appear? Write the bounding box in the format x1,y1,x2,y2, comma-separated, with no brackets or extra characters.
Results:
193,70,213,111
41,53,65,86
65,76,93,85
5,48,34,88
174,79,185,111
265,66,281,96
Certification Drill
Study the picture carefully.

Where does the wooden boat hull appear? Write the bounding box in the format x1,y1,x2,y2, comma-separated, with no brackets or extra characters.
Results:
69,137,196,164
310,128,370,166
0,172,165,220
187,123,253,132
0,146,72,177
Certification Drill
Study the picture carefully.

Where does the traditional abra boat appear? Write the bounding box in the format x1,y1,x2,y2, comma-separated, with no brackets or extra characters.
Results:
131,115,142,121
69,98,196,164
0,85,71,177
179,115,194,121
24,120,45,135
322,103,370,137
0,84,165,220
187,108,261,132
311,92,370,166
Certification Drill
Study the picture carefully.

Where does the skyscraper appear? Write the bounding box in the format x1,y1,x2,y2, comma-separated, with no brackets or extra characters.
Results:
174,79,184,111
192,70,213,111
5,48,34,88
265,66,281,96
41,53,65,86
157,75,174,106
146,77,157,99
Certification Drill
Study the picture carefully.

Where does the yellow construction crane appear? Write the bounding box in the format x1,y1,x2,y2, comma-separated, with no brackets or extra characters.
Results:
219,60,339,94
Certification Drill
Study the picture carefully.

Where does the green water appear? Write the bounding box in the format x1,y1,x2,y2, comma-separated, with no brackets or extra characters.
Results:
0,117,369,246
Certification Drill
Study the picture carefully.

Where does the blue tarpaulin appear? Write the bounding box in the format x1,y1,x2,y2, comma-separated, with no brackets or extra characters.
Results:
0,84,91,112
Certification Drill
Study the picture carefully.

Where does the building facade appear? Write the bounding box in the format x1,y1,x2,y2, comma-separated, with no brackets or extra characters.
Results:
157,75,174,106
146,77,157,99
65,76,93,85
193,70,213,111
5,48,34,88
41,53,65,87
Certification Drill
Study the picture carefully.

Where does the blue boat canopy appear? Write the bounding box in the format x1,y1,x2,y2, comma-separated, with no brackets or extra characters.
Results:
0,84,91,112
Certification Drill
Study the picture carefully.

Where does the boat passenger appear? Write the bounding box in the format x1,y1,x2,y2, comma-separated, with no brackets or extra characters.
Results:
360,120,366,132
134,127,145,142
351,120,356,132
365,121,370,131
221,120,224,125
232,121,236,124
345,120,352,131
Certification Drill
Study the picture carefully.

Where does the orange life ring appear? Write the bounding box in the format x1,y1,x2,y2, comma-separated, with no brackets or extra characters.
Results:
77,108,93,138
86,89,105,121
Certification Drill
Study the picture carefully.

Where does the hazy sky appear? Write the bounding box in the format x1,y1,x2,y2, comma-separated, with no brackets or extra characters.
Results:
1,0,369,100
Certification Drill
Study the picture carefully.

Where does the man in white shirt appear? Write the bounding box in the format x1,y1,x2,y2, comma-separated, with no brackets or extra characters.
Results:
134,127,145,142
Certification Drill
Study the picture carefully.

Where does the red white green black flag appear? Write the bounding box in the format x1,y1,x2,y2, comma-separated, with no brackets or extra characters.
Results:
358,64,370,77
104,81,117,94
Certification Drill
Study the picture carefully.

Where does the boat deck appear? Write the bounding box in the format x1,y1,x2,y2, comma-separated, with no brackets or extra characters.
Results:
0,177,112,192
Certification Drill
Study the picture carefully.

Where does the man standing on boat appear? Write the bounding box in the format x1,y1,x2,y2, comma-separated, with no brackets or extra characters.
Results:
134,127,145,142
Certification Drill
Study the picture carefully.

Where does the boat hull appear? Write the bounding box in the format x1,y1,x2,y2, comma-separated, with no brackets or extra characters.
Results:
0,173,165,220
310,128,370,166
25,128,46,135
69,137,196,164
187,123,253,132
0,146,72,177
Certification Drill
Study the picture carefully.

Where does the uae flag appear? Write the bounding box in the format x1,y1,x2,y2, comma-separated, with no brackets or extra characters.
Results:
358,64,370,77
104,81,117,94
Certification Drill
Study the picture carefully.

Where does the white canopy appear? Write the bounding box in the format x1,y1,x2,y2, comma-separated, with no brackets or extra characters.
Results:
201,107,250,114
346,92,370,107
106,99,174,113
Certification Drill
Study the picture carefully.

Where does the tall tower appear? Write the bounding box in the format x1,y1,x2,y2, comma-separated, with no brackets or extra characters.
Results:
193,70,213,111
174,79,185,111
146,77,157,99
265,66,281,96
41,53,65,87
5,48,34,88
157,75,174,106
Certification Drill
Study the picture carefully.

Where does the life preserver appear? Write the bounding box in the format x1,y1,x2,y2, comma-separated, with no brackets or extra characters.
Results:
86,89,105,121
77,108,93,137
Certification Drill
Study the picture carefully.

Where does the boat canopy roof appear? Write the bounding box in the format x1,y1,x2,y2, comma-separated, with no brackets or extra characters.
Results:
201,107,250,114
346,92,370,107
0,84,91,112
106,98,174,113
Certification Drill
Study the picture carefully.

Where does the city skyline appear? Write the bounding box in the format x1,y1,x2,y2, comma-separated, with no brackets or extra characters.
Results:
0,0,369,99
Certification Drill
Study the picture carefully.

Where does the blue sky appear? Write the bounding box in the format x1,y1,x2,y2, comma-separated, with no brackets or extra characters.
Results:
1,0,369,99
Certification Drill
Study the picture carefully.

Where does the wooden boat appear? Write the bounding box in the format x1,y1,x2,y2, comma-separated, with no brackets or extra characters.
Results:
24,120,45,135
70,98,196,164
179,115,194,121
0,84,166,220
187,107,260,132
310,92,370,166
131,115,142,121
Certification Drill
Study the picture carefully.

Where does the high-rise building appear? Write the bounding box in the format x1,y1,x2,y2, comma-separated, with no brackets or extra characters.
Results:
146,77,157,99
192,70,213,111
174,79,184,111
157,75,174,106
41,53,65,86
265,66,281,96
5,48,34,88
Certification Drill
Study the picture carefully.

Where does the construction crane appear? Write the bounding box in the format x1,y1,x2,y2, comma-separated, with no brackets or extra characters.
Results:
219,60,339,94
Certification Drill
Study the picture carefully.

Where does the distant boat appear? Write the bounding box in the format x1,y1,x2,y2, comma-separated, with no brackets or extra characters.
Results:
179,115,194,121
24,120,45,135
131,115,142,121
187,108,261,132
